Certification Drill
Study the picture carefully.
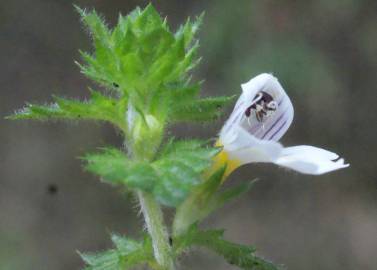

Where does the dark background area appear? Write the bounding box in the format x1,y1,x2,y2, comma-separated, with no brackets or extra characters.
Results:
1,0,376,269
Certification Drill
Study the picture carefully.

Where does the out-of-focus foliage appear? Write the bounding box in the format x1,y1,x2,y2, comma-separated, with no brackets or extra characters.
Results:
0,234,30,270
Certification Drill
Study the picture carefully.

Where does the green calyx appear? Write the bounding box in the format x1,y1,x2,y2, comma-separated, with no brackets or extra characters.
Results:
129,113,164,161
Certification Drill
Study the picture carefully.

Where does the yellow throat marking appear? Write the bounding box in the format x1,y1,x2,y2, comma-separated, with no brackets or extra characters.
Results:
209,140,242,181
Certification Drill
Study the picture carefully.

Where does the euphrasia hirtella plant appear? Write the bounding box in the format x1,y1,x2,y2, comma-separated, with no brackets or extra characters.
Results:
8,4,348,270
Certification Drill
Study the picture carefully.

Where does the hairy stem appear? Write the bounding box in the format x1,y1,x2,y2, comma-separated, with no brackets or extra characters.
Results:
137,190,175,270
127,102,174,269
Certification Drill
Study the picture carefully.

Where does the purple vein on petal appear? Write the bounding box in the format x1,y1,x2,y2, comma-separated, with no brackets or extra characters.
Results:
261,108,288,139
269,120,288,141
249,96,286,137
223,109,243,135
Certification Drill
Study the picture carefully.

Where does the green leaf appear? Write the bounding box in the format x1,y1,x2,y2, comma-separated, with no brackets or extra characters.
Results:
173,166,226,235
167,41,200,81
215,179,257,207
151,139,220,207
75,6,111,42
147,36,186,87
10,4,231,131
111,234,154,268
7,90,127,130
111,234,141,253
140,27,175,64
83,148,157,191
168,83,201,106
80,250,120,270
133,4,164,33
174,167,255,235
171,95,236,122
75,3,202,99
159,139,220,174
74,4,221,127
77,51,110,87
174,224,280,270
80,234,154,270
83,139,219,207
175,13,204,47
152,159,200,207
83,148,128,183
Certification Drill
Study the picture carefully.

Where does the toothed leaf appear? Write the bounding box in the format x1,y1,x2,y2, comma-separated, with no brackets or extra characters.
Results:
174,224,280,270
174,167,255,235
8,90,127,129
83,148,157,191
80,235,154,270
9,4,233,129
171,95,236,122
83,140,218,207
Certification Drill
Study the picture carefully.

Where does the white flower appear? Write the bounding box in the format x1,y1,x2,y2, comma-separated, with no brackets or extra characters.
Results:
217,73,349,176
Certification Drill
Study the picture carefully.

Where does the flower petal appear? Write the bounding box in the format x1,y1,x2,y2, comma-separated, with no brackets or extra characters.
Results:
221,126,283,164
274,145,349,175
220,73,294,142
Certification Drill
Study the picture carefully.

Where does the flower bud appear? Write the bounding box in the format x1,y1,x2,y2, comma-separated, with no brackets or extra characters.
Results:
131,114,164,160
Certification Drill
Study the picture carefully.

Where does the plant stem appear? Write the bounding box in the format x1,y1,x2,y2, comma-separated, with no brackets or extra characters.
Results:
127,103,174,269
137,190,175,270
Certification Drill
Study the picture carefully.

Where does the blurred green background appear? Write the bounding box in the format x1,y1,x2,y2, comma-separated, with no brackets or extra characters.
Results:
1,0,376,269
